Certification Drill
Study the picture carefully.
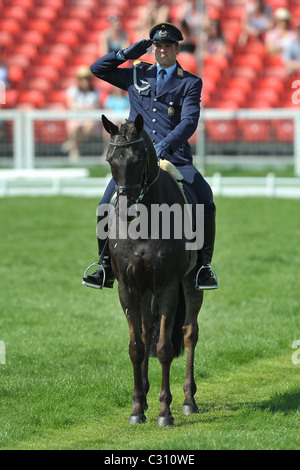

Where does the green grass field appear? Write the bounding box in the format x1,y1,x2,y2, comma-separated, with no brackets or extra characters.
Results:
0,195,299,450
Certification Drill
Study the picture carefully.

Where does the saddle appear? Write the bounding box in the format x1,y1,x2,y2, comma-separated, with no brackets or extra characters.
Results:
158,160,198,232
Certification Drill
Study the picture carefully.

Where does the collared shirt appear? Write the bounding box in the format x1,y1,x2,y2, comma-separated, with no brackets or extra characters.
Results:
156,63,177,82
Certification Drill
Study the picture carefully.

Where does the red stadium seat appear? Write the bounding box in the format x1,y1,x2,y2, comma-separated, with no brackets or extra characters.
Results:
177,52,197,75
215,100,240,110
8,65,24,85
226,77,252,94
6,54,30,69
0,19,21,35
0,31,14,49
18,90,46,108
263,66,288,80
40,55,66,70
3,6,28,22
26,77,53,94
205,120,238,142
9,0,34,9
249,88,280,107
31,7,58,21
52,31,79,47
234,54,263,72
45,44,72,60
48,89,67,106
239,120,272,142
219,87,246,107
56,18,86,35
30,66,60,82
20,31,45,47
247,100,272,109
256,77,285,94
13,43,38,61
2,89,19,108
204,54,228,71
67,7,93,21
231,66,257,82
27,19,52,35
273,119,294,142
35,121,67,144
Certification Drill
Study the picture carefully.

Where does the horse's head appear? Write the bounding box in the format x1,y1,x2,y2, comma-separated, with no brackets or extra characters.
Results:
102,114,158,203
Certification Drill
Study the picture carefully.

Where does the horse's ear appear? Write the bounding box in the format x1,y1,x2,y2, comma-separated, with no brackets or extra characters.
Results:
134,114,144,134
102,115,118,136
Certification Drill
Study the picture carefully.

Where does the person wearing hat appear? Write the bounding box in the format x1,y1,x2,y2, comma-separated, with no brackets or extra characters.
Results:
283,23,300,75
82,22,217,291
63,65,99,160
265,8,296,56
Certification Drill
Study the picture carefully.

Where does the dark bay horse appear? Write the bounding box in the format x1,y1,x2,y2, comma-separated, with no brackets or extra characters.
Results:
101,113,204,426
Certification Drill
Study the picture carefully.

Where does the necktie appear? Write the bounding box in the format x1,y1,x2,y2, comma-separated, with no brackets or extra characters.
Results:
156,69,167,94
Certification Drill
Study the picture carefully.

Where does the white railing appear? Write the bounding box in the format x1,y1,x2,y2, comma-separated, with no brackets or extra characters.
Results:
1,108,300,173
1,172,300,198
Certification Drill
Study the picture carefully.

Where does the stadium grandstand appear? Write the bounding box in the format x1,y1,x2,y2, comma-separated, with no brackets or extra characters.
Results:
0,0,300,160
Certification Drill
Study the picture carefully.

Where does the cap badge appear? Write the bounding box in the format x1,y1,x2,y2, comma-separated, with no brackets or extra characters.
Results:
159,29,168,38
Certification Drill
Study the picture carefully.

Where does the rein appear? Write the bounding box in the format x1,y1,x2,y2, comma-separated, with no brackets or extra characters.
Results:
109,136,161,203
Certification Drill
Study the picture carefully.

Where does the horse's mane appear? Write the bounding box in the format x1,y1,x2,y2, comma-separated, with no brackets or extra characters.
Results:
141,129,157,165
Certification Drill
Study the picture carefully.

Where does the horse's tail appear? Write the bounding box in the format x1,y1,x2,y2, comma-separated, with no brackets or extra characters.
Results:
149,283,186,358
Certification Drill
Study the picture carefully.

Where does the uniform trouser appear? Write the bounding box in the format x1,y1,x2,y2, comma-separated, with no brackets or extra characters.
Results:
97,164,216,263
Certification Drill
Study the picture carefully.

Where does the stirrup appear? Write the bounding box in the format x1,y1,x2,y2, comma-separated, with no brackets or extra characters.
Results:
195,264,218,291
81,262,105,289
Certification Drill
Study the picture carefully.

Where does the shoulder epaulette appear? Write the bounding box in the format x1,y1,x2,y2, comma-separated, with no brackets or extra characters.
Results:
133,60,153,69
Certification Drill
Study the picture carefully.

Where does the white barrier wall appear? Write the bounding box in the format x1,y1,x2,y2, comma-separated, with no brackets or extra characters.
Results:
0,108,300,174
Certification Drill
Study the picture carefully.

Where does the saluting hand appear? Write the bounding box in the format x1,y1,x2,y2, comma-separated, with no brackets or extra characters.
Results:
121,39,153,60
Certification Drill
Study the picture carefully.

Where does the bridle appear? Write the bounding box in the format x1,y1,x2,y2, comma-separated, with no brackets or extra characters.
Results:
109,136,161,203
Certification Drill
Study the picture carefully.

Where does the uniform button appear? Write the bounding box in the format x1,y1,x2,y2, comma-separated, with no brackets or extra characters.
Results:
153,108,157,112
169,101,174,106
152,118,156,123
154,98,157,102
152,130,156,134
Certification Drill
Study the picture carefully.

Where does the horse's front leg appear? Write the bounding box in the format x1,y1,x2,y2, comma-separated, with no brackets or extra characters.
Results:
156,284,179,426
141,290,154,410
118,283,146,424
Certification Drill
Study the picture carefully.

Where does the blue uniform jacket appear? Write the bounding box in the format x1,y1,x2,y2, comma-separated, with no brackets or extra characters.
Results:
90,52,202,166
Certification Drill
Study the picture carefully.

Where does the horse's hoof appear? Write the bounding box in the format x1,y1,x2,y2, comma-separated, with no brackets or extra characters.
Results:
156,415,174,427
128,414,146,424
182,404,199,415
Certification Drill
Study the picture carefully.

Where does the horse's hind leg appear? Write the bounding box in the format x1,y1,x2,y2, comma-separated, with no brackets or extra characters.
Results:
182,274,203,415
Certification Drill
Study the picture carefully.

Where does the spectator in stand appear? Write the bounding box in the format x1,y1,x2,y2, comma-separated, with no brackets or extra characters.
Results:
0,49,8,109
238,0,272,46
103,86,129,112
265,8,296,56
283,24,300,75
178,19,196,53
62,65,99,161
203,18,227,56
174,0,207,35
99,15,129,56
133,0,169,42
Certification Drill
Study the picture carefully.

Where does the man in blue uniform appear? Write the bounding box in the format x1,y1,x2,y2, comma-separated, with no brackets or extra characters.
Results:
82,22,218,290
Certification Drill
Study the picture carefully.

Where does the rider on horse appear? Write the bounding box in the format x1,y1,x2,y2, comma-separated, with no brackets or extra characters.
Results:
82,22,218,291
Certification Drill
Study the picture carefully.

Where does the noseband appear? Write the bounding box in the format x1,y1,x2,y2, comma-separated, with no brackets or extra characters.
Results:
109,136,160,203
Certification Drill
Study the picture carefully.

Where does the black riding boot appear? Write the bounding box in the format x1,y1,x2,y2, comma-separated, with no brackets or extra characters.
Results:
195,210,218,290
82,236,115,289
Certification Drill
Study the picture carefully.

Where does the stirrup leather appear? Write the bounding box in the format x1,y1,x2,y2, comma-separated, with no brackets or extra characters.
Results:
195,264,218,290
81,262,106,289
